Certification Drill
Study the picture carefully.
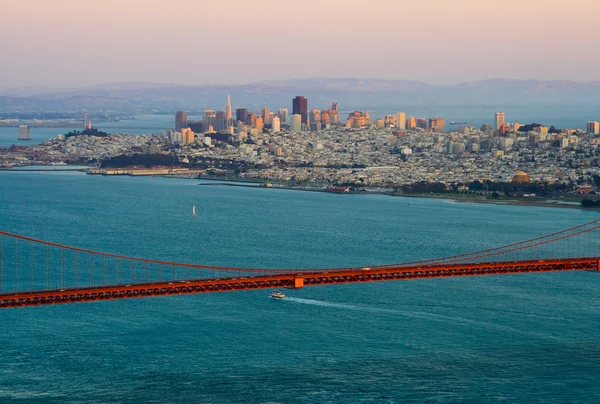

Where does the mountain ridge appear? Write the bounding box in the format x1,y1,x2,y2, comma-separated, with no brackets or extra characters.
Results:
1,78,599,111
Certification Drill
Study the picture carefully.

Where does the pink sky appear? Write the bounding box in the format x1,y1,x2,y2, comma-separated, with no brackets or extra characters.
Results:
1,0,598,87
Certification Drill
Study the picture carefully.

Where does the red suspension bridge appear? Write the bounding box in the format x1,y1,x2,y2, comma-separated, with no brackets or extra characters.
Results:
1,219,600,309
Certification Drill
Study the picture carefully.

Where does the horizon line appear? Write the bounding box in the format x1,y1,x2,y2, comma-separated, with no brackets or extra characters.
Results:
2,77,600,92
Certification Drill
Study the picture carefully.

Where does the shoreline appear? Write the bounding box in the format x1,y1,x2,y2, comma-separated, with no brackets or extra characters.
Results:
2,167,596,211
196,177,593,211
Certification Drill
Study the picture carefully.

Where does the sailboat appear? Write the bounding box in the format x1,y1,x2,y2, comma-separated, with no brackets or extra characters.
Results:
192,205,198,217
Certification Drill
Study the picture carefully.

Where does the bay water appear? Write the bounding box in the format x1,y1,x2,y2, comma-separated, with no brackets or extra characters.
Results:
0,172,599,402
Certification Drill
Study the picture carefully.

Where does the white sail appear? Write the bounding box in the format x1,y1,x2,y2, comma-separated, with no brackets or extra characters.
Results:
192,205,197,216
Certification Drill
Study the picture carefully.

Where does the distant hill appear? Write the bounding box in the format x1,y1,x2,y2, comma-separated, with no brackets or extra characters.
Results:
1,78,600,112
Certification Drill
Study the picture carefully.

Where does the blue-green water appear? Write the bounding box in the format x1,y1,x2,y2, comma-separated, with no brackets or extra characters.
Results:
1,172,600,403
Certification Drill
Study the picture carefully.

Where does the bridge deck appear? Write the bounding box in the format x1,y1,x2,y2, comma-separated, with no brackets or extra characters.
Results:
1,258,598,309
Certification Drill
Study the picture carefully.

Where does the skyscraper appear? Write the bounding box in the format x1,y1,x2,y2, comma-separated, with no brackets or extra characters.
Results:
291,114,302,132
292,96,308,125
495,112,505,130
310,109,321,124
429,118,445,133
215,111,226,131
204,110,216,128
278,108,288,124
272,116,281,133
588,121,600,135
236,108,248,124
261,107,271,124
175,111,187,131
225,95,232,126
396,112,406,130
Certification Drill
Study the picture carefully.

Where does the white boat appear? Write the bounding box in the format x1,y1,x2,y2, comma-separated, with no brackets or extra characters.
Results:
270,290,285,299
192,205,197,217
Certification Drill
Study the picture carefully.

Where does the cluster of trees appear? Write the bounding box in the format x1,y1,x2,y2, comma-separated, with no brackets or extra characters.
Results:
466,180,569,195
65,128,109,138
516,123,561,133
397,180,571,196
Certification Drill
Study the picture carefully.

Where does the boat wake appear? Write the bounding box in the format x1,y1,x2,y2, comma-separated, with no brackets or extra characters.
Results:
284,297,362,311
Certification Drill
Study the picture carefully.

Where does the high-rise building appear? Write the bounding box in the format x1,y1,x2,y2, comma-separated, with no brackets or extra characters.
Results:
292,96,308,125
416,118,428,130
181,128,195,144
204,110,216,125
495,112,505,130
255,117,263,132
175,111,187,131
291,114,303,132
215,111,226,131
587,121,600,134
396,112,406,130
407,116,417,130
429,118,445,133
278,108,288,124
272,116,281,133
236,108,248,124
261,107,271,124
247,113,257,127
18,125,31,140
225,95,232,126
310,109,321,124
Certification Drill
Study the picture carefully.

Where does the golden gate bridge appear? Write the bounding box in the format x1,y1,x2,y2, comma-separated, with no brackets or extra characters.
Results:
1,219,600,309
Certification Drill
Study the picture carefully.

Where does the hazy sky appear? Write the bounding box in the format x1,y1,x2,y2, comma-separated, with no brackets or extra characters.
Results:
1,0,599,88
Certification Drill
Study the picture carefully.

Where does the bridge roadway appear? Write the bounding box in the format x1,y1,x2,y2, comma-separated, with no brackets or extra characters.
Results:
1,257,599,308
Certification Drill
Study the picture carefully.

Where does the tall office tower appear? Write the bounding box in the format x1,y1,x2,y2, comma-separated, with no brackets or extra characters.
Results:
83,112,89,129
332,102,338,112
180,128,195,144
407,116,417,129
225,94,232,126
255,117,264,132
261,107,271,124
215,111,226,131
236,108,248,124
18,125,31,140
291,114,303,132
292,96,308,124
588,121,600,135
495,112,505,130
310,109,321,124
429,118,445,133
204,110,216,124
175,111,187,131
278,108,288,124
396,112,406,130
416,118,428,130
247,113,257,127
271,116,281,133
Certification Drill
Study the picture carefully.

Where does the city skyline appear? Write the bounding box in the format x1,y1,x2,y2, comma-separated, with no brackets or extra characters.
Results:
2,0,600,88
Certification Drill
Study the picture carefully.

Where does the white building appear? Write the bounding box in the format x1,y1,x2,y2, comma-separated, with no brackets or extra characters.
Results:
291,114,302,132
271,116,281,133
